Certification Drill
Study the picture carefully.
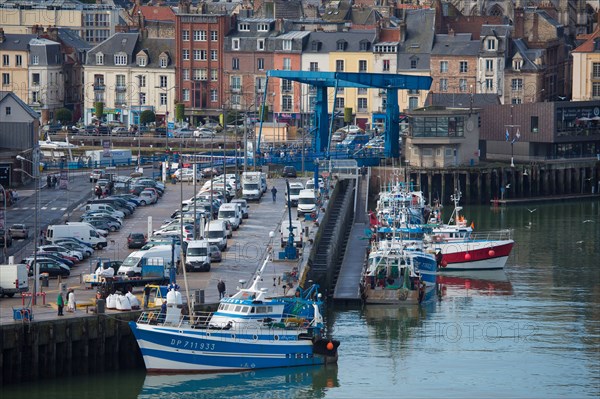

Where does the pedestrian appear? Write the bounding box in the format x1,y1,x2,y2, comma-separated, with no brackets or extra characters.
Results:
52,175,57,189
158,301,167,323
57,291,65,316
143,285,151,309
46,175,52,189
271,186,277,202
95,186,102,199
67,289,76,312
39,230,46,245
217,280,226,299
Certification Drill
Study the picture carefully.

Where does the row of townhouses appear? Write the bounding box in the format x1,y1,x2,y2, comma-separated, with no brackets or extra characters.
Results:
0,0,598,129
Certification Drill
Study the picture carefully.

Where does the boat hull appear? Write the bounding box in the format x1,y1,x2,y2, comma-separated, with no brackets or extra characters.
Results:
129,321,336,373
435,240,514,271
361,285,435,305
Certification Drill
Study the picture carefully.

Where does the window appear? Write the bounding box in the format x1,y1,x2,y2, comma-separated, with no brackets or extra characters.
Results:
1,73,9,85
486,38,496,50
232,38,240,51
232,58,239,70
257,58,264,70
336,40,346,51
258,23,269,32
485,59,494,71
359,40,369,51
383,59,390,72
2,55,8,66
359,60,367,72
32,73,40,85
239,23,250,31
336,60,344,72
408,97,419,110
283,58,291,70
211,50,217,61
183,50,189,60
531,116,539,133
511,98,522,104
511,79,523,91
199,69,207,80
200,50,207,61
410,59,417,69
16,55,22,66
358,98,367,112
5,106,11,116
183,69,190,80
160,75,167,88
211,30,218,41
257,39,265,51
256,77,266,92
283,40,292,51
193,30,201,41
32,91,39,103
513,59,522,71
160,93,167,105
334,97,345,110
309,62,319,72
183,89,190,102
358,87,368,95
116,74,125,89
210,89,217,102
231,94,241,105
440,61,448,73
182,30,189,41
231,76,241,90
282,79,292,92
138,75,146,87
160,57,168,68
592,63,600,79
95,53,103,65
282,95,292,111
459,79,467,92
311,41,321,51
439,78,448,92
137,56,146,67
592,82,600,98
210,69,218,81
114,53,127,65
460,61,468,73
193,50,201,60
485,79,493,90
193,69,201,80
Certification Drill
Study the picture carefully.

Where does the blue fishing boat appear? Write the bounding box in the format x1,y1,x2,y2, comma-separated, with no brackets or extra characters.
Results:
129,254,339,373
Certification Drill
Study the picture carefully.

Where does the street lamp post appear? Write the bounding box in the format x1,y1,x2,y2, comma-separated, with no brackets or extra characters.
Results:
16,150,40,306
505,105,521,168
0,184,7,263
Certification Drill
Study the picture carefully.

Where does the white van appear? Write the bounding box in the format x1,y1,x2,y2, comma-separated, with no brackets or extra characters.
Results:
84,203,125,219
205,219,228,250
260,173,268,193
241,171,262,200
231,198,249,219
286,182,304,206
185,240,211,272
46,224,108,249
218,203,241,230
297,189,318,217
280,220,303,248
118,245,179,276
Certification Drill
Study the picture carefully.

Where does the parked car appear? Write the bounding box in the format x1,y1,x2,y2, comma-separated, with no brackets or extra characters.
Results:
0,229,13,247
139,190,158,205
173,128,195,138
282,166,297,178
172,168,201,182
201,167,222,178
127,232,147,249
337,125,364,134
111,126,128,135
82,125,97,135
90,169,105,182
28,260,70,277
331,131,346,142
8,224,29,239
203,121,223,132
96,125,110,135
209,244,222,262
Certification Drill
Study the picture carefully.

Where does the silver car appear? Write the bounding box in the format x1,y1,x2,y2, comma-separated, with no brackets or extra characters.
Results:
9,223,29,239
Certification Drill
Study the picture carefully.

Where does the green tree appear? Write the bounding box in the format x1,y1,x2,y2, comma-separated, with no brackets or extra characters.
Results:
175,103,185,122
94,102,104,120
140,110,156,126
344,107,353,124
55,108,72,124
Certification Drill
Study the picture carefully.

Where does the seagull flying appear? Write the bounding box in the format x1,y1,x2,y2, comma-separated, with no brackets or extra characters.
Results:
527,208,537,213
505,183,511,189
582,220,594,223
576,240,584,244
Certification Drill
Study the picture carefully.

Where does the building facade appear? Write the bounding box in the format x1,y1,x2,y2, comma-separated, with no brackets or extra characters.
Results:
0,30,36,107
572,30,600,101
28,38,64,124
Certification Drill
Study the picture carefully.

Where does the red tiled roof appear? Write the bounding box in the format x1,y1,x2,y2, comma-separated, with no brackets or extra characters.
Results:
139,6,176,22
573,28,600,53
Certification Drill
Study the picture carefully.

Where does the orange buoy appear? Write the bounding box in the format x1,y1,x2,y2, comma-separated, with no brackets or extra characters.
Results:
465,253,471,260
326,341,334,351
488,249,495,257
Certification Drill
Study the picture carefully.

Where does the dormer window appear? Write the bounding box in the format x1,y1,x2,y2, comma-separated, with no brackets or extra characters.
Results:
114,52,127,66
258,23,269,32
311,41,321,51
336,40,347,51
486,38,496,51
137,55,147,67
239,23,250,32
283,39,292,51
159,52,169,68
232,38,240,51
359,40,370,51
513,59,522,71
96,52,104,65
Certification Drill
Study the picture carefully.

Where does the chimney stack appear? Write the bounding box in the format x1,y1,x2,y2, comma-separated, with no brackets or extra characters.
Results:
0,28,5,44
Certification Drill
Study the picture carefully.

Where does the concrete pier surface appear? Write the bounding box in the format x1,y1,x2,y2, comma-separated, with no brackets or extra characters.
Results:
0,173,316,325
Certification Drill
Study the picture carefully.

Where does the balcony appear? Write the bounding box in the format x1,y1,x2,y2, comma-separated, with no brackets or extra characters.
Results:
282,87,292,93
115,85,127,92
230,87,241,93
94,84,105,91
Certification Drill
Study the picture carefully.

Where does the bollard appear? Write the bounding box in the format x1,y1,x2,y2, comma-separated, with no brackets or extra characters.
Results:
96,298,106,314
304,226,309,238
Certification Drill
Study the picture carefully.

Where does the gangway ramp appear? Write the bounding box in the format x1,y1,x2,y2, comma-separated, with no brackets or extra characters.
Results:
333,174,369,303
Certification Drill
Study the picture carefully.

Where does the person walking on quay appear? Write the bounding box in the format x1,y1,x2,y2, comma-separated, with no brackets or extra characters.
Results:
57,292,65,316
67,289,76,312
271,186,277,202
46,175,52,189
217,280,226,299
39,230,46,245
143,285,151,309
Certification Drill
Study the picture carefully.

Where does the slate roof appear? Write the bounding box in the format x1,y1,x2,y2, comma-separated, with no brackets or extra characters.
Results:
135,37,176,68
425,92,501,108
0,91,40,120
86,32,140,66
29,38,62,66
57,28,92,50
0,33,37,52
322,1,351,22
510,38,543,71
432,33,479,56
303,30,376,53
397,9,435,71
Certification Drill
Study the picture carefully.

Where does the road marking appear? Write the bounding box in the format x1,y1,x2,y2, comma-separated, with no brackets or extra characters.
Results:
51,207,57,210
60,207,66,210
41,207,47,210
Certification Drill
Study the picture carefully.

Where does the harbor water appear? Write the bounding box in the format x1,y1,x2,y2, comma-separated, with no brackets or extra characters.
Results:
1,201,598,398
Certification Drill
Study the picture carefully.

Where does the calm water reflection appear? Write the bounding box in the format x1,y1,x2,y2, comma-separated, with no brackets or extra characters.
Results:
1,202,597,398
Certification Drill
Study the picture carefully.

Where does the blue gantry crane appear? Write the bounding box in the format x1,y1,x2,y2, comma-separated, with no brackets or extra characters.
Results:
257,71,432,159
